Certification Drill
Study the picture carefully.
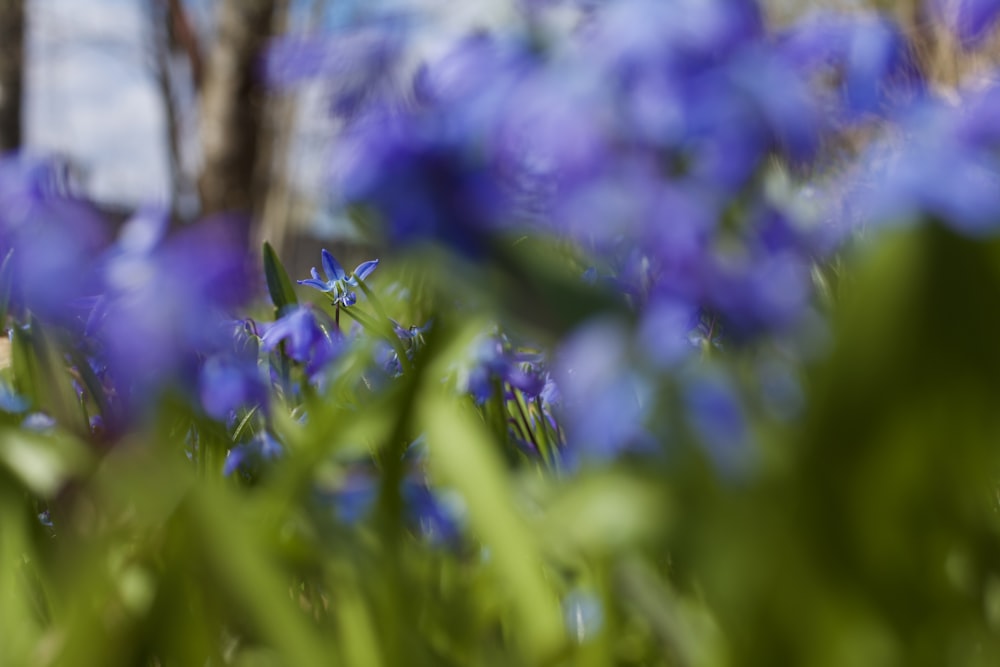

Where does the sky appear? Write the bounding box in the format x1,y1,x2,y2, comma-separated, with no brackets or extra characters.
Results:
21,0,534,209
26,0,174,205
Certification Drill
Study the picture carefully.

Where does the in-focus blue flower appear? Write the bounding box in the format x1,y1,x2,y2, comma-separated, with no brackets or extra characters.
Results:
298,249,378,307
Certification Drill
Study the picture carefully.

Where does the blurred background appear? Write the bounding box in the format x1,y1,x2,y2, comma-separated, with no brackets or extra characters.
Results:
11,0,1000,274
6,3,1000,666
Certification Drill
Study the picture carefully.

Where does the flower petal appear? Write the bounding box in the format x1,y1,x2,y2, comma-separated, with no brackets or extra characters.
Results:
352,259,380,282
321,249,347,281
297,278,332,291
223,445,249,476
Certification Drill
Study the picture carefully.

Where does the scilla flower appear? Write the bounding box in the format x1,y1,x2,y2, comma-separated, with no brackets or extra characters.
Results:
298,249,378,307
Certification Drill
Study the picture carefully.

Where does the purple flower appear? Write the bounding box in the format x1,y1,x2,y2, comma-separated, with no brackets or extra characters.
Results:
638,298,701,368
320,464,465,545
297,249,378,307
259,305,340,377
466,334,548,404
585,0,763,74
96,216,252,405
838,82,1000,236
199,354,266,421
335,110,509,256
778,11,923,119
930,0,1000,48
554,320,653,460
683,369,750,476
372,319,432,378
705,250,812,337
223,431,283,477
264,21,406,118
0,156,109,326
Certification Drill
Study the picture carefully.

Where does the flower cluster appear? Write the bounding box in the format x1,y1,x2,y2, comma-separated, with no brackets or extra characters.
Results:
259,0,930,466
0,0,987,482
6,2,1000,664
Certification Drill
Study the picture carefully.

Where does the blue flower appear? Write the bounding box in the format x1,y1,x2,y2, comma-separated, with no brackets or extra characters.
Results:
199,354,266,421
683,369,750,478
223,431,283,477
97,217,252,406
297,249,379,307
932,0,1000,48
320,465,465,545
259,305,340,377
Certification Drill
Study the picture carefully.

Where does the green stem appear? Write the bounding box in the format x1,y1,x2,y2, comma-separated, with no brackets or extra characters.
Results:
535,395,562,473
232,405,260,442
352,275,390,323
352,276,416,374
512,388,549,466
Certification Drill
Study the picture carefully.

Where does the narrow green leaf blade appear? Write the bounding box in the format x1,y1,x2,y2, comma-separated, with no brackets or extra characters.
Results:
263,242,298,315
419,391,567,663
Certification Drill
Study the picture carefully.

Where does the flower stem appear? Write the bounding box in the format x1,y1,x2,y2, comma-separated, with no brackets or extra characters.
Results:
511,388,549,467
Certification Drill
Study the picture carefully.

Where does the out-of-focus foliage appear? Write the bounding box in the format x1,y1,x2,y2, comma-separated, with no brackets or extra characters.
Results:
5,1,1000,666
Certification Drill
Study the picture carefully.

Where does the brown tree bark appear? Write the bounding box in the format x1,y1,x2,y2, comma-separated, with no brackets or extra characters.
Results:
165,0,203,91
198,0,276,216
0,0,24,152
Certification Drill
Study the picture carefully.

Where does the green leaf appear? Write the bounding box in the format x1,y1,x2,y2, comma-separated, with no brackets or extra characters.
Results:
67,346,112,423
263,242,298,316
0,428,90,497
419,390,567,664
537,473,667,558
24,318,88,434
187,485,332,667
0,492,45,664
10,325,39,408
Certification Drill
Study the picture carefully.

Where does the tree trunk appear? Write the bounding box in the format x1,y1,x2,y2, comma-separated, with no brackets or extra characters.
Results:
151,0,204,219
0,0,24,152
198,0,275,216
